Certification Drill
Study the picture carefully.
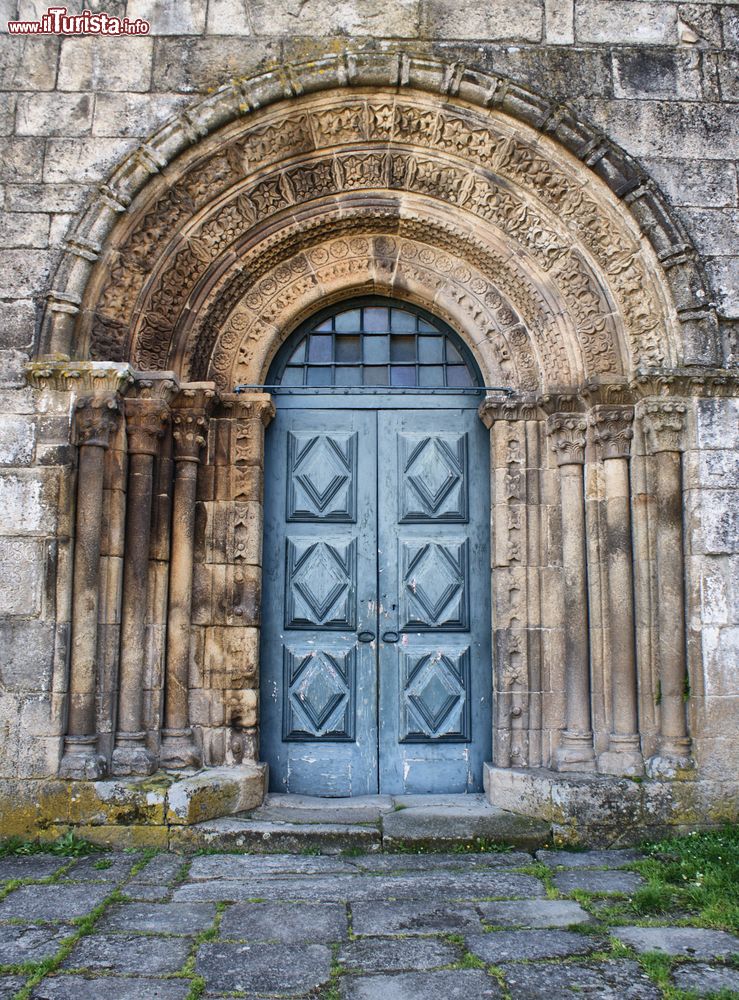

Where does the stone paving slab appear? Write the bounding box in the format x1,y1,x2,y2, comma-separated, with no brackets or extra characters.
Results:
499,958,661,999
30,976,192,999
478,899,593,927
340,969,503,998
672,962,739,993
536,848,642,869
174,870,546,903
337,936,459,972
174,817,381,853
189,853,358,879
60,854,141,883
0,884,110,923
98,901,217,935
219,901,348,942
0,977,25,999
129,854,184,884
552,869,644,894
0,855,68,881
196,940,332,995
349,851,533,872
466,928,603,961
382,803,548,851
61,932,191,974
0,923,69,964
612,925,739,957
121,883,170,901
351,900,484,935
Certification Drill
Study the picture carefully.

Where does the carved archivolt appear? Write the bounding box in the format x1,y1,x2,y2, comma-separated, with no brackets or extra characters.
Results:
46,61,716,388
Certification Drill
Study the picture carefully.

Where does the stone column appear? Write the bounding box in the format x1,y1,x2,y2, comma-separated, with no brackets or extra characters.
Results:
642,400,692,775
547,413,595,771
480,398,543,769
59,394,121,779
160,384,216,768
112,374,175,776
591,405,644,776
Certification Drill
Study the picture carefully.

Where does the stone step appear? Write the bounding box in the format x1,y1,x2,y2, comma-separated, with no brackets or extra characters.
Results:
170,794,551,853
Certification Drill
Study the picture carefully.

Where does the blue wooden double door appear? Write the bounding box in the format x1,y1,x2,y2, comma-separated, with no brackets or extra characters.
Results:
261,396,491,795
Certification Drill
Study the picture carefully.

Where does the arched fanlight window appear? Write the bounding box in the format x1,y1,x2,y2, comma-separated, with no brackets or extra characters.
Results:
268,299,483,388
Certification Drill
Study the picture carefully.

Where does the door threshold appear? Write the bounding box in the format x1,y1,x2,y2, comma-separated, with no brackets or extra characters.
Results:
172,792,550,854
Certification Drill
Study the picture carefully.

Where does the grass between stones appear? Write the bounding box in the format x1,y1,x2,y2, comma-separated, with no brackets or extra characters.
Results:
0,832,105,858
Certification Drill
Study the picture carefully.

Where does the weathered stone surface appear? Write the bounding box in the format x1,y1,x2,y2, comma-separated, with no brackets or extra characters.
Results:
130,853,184,884
340,970,503,999
0,885,110,923
552,870,644,894
249,0,419,37
171,816,381,854
189,854,358,879
477,899,593,928
671,963,739,994
499,959,660,999
0,854,68,881
0,924,67,965
30,977,192,999
611,926,739,958
126,0,207,33
642,159,737,209
0,978,25,1000
15,94,93,137
166,764,267,824
337,936,459,973
251,792,394,825
351,852,534,872
382,799,549,850
62,932,191,974
536,849,642,868
175,870,546,903
61,854,140,883
219,901,348,942
57,36,154,91
576,1,677,44
150,37,279,92
195,941,332,995
99,901,217,934
613,50,701,100
422,0,542,40
466,929,601,961
351,900,484,936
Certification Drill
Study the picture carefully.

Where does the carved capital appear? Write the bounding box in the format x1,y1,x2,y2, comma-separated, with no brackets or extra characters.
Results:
27,359,134,395
124,398,170,456
478,395,538,427
171,382,217,463
74,394,120,448
546,413,587,466
640,400,688,454
219,392,275,427
589,404,634,461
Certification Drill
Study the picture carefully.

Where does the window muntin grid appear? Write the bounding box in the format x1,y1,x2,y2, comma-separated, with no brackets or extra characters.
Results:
273,303,481,388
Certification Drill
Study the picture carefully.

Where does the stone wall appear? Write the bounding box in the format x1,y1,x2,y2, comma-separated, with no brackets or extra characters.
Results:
0,0,736,827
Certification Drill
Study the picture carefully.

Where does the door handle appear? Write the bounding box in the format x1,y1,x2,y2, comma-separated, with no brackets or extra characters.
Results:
357,631,376,643
382,630,399,643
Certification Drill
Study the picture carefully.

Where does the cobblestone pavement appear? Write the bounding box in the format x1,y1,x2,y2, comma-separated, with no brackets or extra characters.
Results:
0,849,737,999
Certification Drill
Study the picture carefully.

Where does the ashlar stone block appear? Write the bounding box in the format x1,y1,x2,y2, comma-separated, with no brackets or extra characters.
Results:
15,93,93,137
57,36,153,91
0,538,43,615
422,0,542,40
126,0,207,33
576,1,677,44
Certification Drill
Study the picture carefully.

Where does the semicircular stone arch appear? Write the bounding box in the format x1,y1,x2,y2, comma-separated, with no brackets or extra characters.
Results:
43,54,720,388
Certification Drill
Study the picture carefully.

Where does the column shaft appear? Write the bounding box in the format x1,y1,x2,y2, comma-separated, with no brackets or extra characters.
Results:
60,395,120,779
548,413,595,772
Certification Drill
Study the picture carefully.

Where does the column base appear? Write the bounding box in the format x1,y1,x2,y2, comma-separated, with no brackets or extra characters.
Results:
111,734,157,776
58,736,107,780
555,731,596,772
646,747,694,780
160,728,202,769
598,734,644,776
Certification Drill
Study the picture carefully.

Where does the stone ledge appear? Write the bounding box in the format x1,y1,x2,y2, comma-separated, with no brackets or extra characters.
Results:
484,764,738,846
0,763,267,843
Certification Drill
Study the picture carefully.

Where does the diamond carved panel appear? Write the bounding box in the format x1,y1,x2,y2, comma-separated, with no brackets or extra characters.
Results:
399,647,471,742
286,538,356,629
400,539,469,630
399,433,468,522
288,432,357,522
283,645,356,741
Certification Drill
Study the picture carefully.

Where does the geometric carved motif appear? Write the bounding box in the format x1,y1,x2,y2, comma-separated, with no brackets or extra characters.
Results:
287,432,357,522
399,648,471,742
283,645,356,741
399,432,468,522
400,540,468,630
286,538,356,629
